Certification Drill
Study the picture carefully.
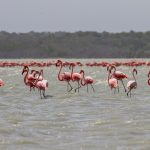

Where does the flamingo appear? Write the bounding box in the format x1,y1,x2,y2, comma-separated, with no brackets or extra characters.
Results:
126,68,137,97
107,66,119,93
109,65,128,92
80,70,95,92
22,66,38,91
0,79,4,87
33,70,48,99
70,63,84,92
56,60,73,92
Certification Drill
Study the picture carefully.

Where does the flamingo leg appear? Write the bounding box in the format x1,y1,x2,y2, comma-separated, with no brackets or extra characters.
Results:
127,88,131,97
87,84,89,93
43,90,46,98
74,81,81,93
120,79,126,92
117,86,119,93
114,88,116,94
67,82,69,91
78,82,81,93
68,81,73,92
40,89,42,99
130,90,132,97
91,84,95,92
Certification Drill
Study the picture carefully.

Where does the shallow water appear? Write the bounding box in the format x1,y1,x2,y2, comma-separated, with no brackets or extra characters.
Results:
0,59,150,150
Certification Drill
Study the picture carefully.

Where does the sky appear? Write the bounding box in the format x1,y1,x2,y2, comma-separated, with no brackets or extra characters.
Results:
0,0,150,33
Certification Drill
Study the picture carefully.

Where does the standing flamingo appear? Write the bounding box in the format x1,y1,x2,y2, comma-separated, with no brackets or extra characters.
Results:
126,68,137,97
33,69,48,99
110,65,128,92
56,60,73,92
107,66,119,93
22,66,38,91
80,70,95,92
70,63,84,92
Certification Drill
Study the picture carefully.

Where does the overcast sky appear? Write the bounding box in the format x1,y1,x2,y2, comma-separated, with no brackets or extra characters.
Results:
0,0,150,33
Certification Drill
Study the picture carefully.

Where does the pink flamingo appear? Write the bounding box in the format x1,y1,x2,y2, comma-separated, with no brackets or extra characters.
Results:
110,65,128,92
0,79,4,87
22,66,38,91
107,66,119,93
56,60,73,92
70,63,84,92
33,69,48,99
80,70,95,92
126,68,137,97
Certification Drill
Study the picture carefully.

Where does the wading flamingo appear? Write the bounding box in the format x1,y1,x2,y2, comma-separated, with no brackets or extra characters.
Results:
56,60,73,92
22,66,38,91
107,66,119,93
109,65,128,92
126,68,137,97
70,63,84,92
80,70,95,92
33,69,48,99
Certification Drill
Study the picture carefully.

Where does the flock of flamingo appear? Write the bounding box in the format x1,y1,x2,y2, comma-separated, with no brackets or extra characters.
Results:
1,59,150,67
0,59,150,98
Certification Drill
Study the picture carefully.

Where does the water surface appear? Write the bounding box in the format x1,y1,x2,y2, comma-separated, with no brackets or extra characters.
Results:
0,59,150,150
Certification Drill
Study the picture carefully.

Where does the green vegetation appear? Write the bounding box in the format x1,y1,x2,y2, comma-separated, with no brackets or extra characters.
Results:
0,31,150,58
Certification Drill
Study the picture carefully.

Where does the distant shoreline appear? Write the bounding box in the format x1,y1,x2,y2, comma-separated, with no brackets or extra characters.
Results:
0,31,150,58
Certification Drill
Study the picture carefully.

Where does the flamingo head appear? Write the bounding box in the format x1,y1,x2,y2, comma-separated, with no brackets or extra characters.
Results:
110,65,116,73
22,69,27,75
34,71,41,78
32,70,40,77
69,63,76,69
31,70,36,74
23,65,29,69
76,62,82,66
106,65,112,74
106,65,110,71
110,65,116,69
22,66,29,75
133,68,137,75
55,59,62,67
80,69,84,74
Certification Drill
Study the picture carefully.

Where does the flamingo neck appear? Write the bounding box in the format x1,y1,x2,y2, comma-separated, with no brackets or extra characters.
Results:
58,62,63,81
80,70,85,86
24,70,29,85
148,78,150,86
40,70,44,80
148,71,150,78
33,71,42,86
132,69,137,82
111,66,116,75
70,65,74,81
108,70,111,84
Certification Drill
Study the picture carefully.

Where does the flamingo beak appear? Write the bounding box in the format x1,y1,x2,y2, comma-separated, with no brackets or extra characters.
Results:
22,70,25,75
107,66,109,71
55,62,60,67
136,70,137,75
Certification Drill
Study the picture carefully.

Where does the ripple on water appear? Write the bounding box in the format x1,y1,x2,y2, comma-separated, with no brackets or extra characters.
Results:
0,59,150,150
